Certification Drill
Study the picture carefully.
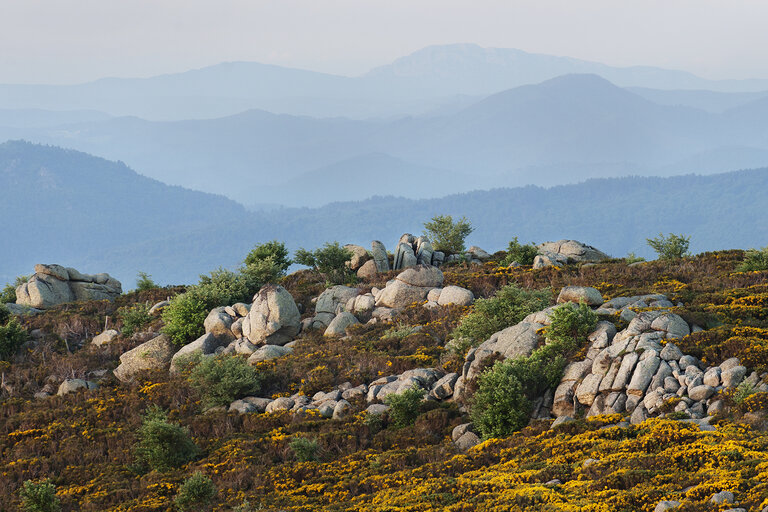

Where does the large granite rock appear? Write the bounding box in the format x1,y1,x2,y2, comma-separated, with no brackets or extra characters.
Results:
114,334,176,382
375,266,444,308
16,264,122,309
534,241,609,269
243,284,301,345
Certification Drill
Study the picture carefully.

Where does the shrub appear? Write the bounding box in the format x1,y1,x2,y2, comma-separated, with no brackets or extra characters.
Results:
19,479,61,512
625,252,645,264
737,247,768,272
118,302,152,338
501,237,538,266
162,269,251,346
187,355,262,408
0,317,27,359
133,406,198,472
135,271,159,292
174,472,216,511
289,437,320,462
451,284,551,353
385,386,426,428
471,304,595,439
544,302,598,350
244,240,291,280
471,359,532,438
733,380,757,405
0,303,9,325
0,275,28,304
294,242,354,284
423,214,473,254
646,233,691,260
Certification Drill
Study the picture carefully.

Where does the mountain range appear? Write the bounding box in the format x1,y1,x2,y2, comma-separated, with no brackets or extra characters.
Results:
4,73,768,207
1,141,766,288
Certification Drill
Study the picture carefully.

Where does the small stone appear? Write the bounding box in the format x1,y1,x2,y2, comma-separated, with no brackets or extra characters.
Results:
709,490,735,504
654,501,681,512
92,329,119,347
455,431,481,451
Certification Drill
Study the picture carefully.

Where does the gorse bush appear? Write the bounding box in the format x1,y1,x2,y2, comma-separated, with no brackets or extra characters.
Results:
737,247,768,272
647,233,691,260
294,242,354,284
385,386,426,428
451,284,551,354
501,237,538,266
133,406,198,472
19,479,60,512
135,271,159,292
423,214,473,254
118,302,152,337
289,437,320,462
0,316,27,359
187,354,262,408
174,472,216,511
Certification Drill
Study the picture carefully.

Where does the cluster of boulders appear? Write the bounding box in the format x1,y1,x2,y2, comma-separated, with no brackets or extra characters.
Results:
14,264,122,309
532,240,610,269
655,489,752,512
307,265,474,337
226,367,459,420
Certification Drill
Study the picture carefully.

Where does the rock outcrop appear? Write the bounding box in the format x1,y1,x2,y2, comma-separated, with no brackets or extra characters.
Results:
533,240,610,269
16,264,122,309
114,334,176,381
375,265,444,308
243,284,301,346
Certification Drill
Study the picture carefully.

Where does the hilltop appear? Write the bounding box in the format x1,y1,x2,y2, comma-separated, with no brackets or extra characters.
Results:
0,235,767,511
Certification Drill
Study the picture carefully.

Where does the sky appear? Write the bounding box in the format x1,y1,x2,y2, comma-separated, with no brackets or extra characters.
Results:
2,0,768,84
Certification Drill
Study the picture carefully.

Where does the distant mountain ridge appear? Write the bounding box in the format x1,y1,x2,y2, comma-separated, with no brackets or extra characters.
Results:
2,43,768,121
1,142,766,288
5,74,768,206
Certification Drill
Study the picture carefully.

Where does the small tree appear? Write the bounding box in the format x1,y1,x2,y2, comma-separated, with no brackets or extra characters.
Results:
423,215,473,254
1,275,28,304
737,246,768,272
243,240,291,289
646,233,691,260
174,472,216,511
544,302,598,350
136,271,159,292
133,406,199,472
294,242,353,284
19,479,61,512
501,237,538,266
471,359,532,438
118,302,152,338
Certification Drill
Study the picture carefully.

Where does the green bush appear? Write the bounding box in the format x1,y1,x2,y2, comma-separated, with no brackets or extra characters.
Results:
501,237,538,266
471,359,532,438
0,275,28,304
19,479,60,512
187,355,262,408
737,247,768,272
544,302,598,349
451,284,551,354
174,472,216,511
733,380,757,405
646,233,691,260
118,302,152,338
289,437,320,462
0,303,9,325
384,386,426,428
243,240,291,286
423,214,473,254
162,269,251,346
0,316,27,359
133,406,198,472
294,242,354,284
471,303,596,439
135,271,159,292
625,252,645,264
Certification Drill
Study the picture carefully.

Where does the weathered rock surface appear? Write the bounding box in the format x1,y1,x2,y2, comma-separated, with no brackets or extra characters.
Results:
243,285,301,345
57,379,98,396
324,312,360,337
557,286,604,306
114,334,176,381
92,329,119,347
16,264,122,309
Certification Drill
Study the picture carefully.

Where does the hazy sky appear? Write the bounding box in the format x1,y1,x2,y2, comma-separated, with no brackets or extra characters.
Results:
2,0,768,84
